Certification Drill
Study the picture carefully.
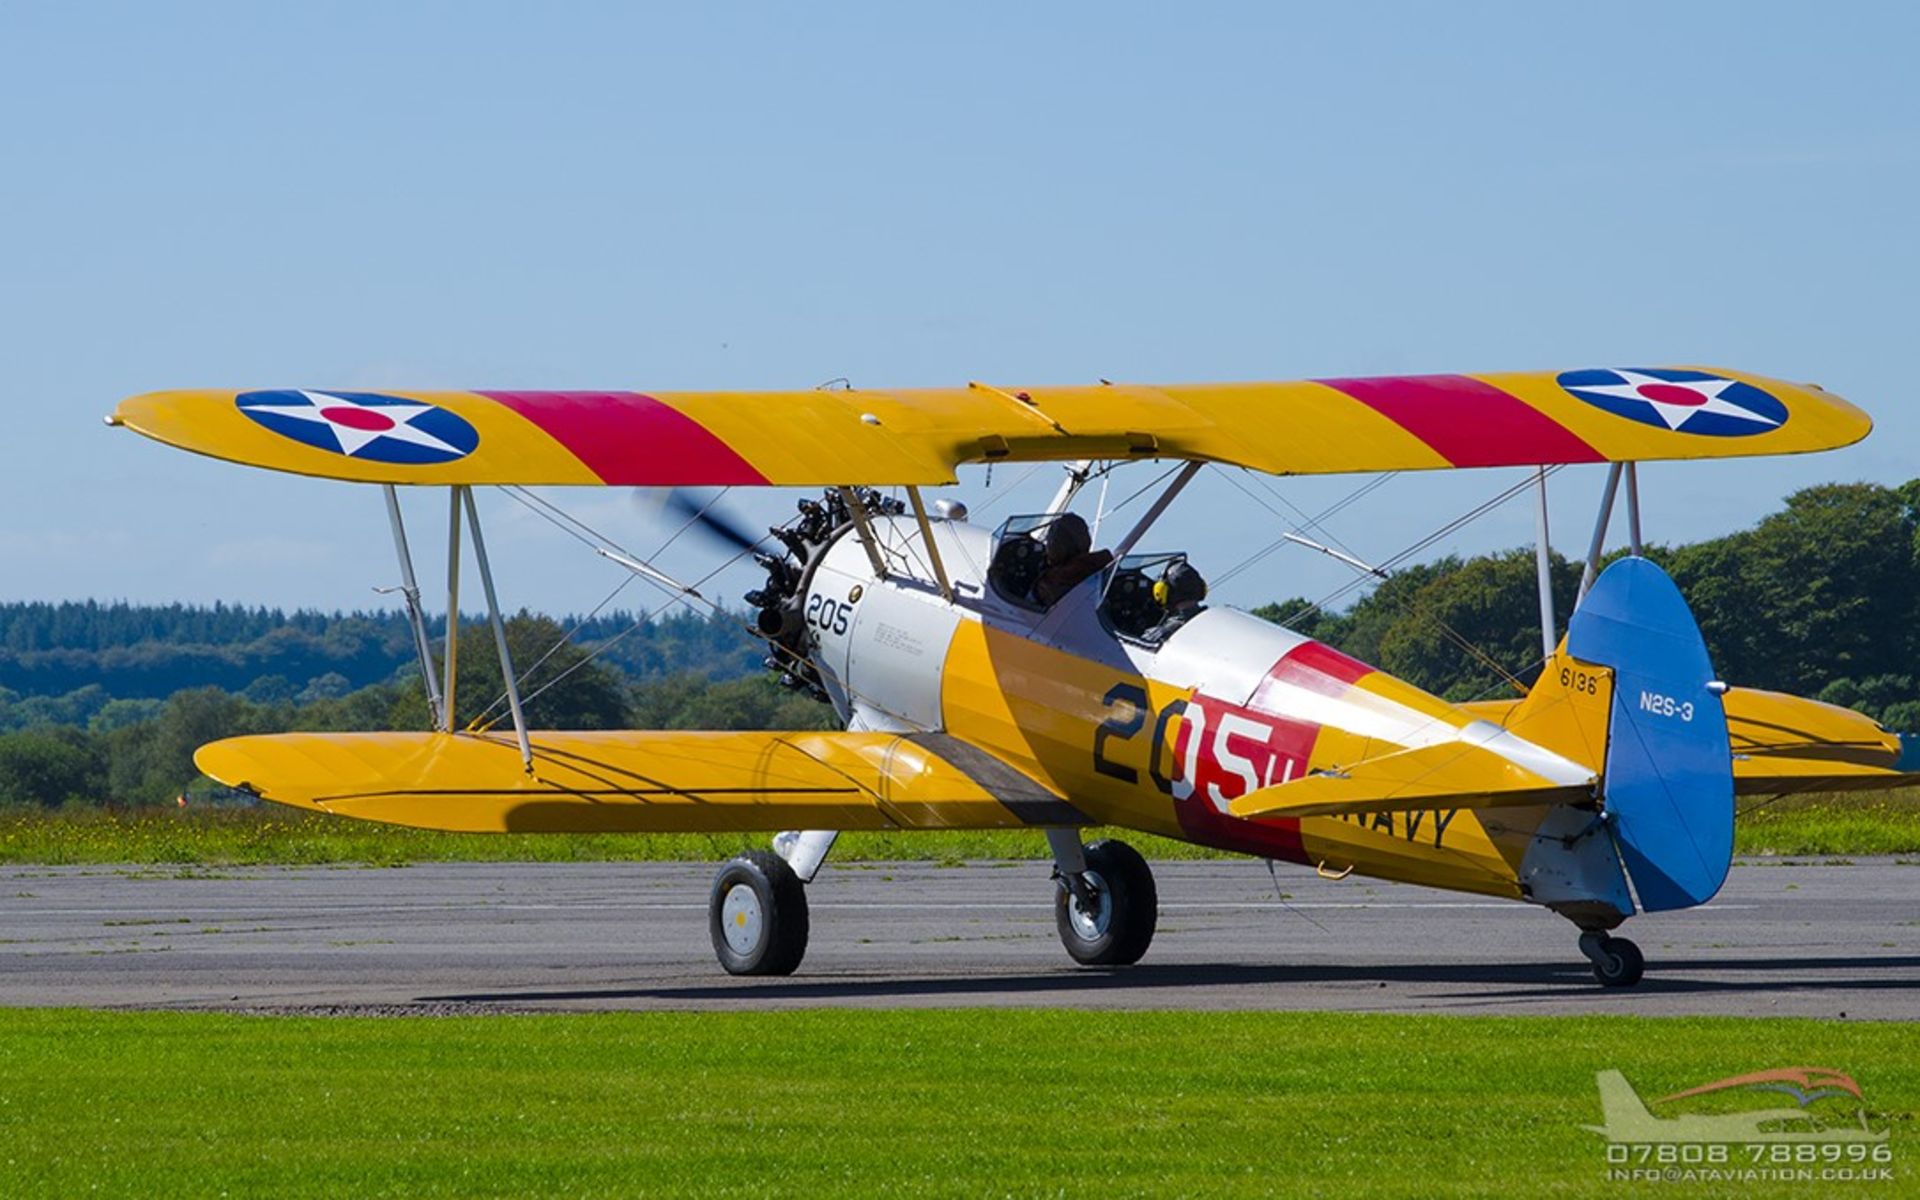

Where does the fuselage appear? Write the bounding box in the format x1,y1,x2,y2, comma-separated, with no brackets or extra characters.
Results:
798,514,1598,903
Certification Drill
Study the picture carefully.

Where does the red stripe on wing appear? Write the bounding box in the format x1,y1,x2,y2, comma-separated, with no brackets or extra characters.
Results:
1319,374,1604,467
479,391,769,486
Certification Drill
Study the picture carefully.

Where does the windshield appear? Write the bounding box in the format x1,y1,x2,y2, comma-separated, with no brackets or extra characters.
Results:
1100,551,1208,643
988,513,1114,610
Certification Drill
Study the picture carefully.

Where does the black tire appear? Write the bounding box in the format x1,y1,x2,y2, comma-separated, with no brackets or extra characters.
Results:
1054,839,1158,966
709,850,809,976
1592,935,1645,988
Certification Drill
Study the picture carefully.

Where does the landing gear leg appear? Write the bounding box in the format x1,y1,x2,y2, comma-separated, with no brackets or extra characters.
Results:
1049,831,1158,967
1579,930,1645,988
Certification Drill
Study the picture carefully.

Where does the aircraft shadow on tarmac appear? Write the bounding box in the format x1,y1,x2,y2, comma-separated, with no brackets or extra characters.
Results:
419,954,1920,1007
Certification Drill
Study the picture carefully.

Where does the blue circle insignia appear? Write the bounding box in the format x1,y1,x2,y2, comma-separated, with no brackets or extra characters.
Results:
1556,368,1788,437
236,390,480,464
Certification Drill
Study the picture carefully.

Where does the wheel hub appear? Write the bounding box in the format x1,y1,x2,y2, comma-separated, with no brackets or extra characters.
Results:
1066,869,1111,941
720,883,764,954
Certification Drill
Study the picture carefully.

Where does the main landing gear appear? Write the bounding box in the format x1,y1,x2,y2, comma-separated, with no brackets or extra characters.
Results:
1051,835,1158,967
1578,930,1645,988
706,831,1163,976
710,850,810,976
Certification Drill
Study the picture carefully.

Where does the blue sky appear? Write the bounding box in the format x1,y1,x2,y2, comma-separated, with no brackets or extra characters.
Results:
3,3,1915,621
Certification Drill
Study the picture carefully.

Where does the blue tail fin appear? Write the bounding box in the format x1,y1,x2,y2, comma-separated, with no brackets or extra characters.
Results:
1568,557,1734,912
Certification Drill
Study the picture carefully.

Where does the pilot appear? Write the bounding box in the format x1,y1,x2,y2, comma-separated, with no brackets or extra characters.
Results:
1145,560,1207,641
1033,513,1114,606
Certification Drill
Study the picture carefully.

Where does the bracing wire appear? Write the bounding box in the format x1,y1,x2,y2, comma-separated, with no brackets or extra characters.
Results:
466,486,744,728
479,485,930,734
1216,466,1564,699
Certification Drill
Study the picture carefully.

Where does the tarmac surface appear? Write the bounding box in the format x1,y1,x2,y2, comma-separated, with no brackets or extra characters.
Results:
1,857,1915,1017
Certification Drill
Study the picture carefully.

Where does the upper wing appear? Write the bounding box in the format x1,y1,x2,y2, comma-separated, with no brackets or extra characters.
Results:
112,368,1868,487
194,729,1086,833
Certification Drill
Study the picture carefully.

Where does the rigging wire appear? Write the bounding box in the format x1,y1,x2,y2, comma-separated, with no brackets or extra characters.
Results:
1101,462,1185,524
481,485,930,733
466,486,743,728
1212,466,1552,697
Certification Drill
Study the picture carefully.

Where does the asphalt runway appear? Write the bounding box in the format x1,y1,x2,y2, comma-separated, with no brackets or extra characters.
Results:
2,858,1915,1017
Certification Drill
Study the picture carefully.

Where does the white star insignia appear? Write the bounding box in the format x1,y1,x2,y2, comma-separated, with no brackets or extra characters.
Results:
1572,370,1780,432
243,390,464,457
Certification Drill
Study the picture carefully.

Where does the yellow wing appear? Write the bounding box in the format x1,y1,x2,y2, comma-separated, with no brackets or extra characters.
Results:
112,368,1868,487
196,730,1085,833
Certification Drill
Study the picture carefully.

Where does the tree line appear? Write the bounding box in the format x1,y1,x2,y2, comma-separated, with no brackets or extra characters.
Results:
3,478,1917,808
0,603,763,702
0,614,829,808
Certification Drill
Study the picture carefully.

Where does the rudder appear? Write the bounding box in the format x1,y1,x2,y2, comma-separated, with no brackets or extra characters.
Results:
1568,558,1734,912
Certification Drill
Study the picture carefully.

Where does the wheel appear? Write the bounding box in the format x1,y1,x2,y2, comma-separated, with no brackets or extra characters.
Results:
1591,935,1644,988
1054,839,1158,966
709,850,809,976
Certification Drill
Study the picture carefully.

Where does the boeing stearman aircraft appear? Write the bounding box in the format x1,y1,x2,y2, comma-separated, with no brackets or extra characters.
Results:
110,368,1919,984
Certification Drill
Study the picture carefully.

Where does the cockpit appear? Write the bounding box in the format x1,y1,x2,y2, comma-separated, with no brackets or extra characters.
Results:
988,514,1208,645
987,513,1114,610
1100,551,1207,644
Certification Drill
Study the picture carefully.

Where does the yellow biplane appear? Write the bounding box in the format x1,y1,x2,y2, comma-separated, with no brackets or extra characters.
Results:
111,368,1917,985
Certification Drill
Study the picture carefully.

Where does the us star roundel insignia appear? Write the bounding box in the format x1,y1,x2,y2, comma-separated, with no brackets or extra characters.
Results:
235,390,480,464
1556,368,1789,437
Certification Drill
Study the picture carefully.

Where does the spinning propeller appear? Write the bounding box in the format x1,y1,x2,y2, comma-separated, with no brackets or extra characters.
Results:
657,489,767,553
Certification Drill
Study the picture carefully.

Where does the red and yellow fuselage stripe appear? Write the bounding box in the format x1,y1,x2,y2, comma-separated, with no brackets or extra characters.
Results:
937,621,1526,899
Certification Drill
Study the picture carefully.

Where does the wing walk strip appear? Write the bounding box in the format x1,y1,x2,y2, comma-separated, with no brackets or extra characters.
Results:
906,733,1091,827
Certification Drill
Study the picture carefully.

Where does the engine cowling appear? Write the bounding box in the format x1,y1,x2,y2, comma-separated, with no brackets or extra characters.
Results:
796,515,983,731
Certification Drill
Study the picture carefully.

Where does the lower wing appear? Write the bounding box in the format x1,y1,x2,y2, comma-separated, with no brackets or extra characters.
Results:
196,730,1085,833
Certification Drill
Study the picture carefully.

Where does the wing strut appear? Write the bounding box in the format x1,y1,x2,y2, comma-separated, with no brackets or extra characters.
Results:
382,485,444,729
1576,463,1625,607
442,490,462,733
904,486,953,602
460,486,533,774
1625,462,1644,553
1110,461,1204,560
835,486,891,580
1532,466,1557,662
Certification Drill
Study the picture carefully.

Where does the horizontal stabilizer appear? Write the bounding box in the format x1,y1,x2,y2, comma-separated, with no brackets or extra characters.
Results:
1227,740,1594,821
196,730,1084,834
1723,688,1920,793
1462,684,1920,795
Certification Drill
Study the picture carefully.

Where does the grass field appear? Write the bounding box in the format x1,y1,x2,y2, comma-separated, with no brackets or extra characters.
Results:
0,1009,1913,1198
2,790,1918,866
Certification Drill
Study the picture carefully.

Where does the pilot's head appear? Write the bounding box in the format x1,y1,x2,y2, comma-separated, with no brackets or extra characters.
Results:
1154,561,1207,613
1044,512,1092,565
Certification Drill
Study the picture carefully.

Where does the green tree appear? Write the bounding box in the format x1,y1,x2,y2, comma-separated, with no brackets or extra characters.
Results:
0,728,105,807
389,613,632,732
106,687,266,804
633,674,836,732
1669,482,1918,693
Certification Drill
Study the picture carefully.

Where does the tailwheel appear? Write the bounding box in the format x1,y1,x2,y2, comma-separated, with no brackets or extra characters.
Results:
1579,931,1645,988
1054,839,1158,966
710,850,809,976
